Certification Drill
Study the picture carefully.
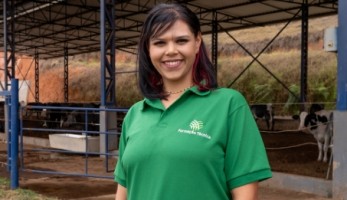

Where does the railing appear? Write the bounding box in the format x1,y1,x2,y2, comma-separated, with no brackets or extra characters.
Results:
20,104,128,179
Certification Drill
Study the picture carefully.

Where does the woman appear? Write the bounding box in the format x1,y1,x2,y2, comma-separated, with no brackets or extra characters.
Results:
114,3,272,200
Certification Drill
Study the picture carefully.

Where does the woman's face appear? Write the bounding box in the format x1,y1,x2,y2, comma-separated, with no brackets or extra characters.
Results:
149,20,201,86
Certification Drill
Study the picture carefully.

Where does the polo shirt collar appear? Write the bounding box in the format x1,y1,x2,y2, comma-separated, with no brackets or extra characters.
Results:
142,98,163,110
189,85,211,96
141,86,211,110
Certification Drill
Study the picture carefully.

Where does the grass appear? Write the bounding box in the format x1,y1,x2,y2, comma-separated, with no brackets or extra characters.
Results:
0,177,57,200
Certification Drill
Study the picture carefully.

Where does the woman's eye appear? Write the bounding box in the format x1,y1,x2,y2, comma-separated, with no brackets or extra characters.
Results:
177,39,188,44
153,41,165,46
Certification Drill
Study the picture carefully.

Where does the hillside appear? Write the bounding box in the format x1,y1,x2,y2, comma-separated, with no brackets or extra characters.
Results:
1,15,338,108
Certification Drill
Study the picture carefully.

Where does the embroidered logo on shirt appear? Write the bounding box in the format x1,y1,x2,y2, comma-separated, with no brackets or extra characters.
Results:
190,120,203,131
177,120,211,140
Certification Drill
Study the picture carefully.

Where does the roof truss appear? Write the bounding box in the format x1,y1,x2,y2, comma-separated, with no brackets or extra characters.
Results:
0,0,338,59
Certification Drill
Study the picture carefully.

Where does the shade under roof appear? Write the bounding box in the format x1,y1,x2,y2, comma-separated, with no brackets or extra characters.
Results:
0,0,338,59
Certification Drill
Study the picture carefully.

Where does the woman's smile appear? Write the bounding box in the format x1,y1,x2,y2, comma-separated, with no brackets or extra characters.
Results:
162,60,182,69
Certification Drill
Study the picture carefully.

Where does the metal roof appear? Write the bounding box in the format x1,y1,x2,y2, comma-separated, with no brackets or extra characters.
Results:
0,0,338,59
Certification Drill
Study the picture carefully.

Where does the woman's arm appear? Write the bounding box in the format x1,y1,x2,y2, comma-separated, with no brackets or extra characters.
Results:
115,184,127,200
230,182,259,200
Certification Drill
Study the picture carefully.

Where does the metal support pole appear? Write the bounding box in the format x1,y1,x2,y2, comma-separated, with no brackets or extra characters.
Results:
10,79,19,189
300,1,308,110
336,2,347,111
3,0,16,171
34,51,39,102
64,46,69,103
99,0,117,158
107,0,116,106
9,0,15,79
2,0,8,91
100,0,116,106
3,0,16,88
100,0,106,106
5,95,10,171
3,0,9,171
333,0,347,199
211,11,218,76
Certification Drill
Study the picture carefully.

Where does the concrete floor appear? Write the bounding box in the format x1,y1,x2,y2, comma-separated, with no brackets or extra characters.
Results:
258,186,331,200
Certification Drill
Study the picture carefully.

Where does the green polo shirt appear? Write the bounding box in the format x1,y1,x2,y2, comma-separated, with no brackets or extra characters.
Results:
114,87,272,200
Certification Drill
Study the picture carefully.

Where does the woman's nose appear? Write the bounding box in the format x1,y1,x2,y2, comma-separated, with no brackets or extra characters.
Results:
166,42,178,55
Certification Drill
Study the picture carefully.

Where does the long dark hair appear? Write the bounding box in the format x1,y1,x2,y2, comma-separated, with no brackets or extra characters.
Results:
138,3,217,99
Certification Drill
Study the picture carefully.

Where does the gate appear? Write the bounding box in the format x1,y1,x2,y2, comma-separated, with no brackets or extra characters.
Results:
20,104,126,179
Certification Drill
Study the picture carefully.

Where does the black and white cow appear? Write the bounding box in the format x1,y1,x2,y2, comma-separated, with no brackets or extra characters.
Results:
60,104,100,134
61,110,78,128
250,103,274,131
26,102,99,131
296,104,333,162
41,103,70,128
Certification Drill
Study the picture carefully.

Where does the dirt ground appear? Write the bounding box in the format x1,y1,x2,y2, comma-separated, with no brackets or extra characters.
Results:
0,118,332,199
261,119,332,180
